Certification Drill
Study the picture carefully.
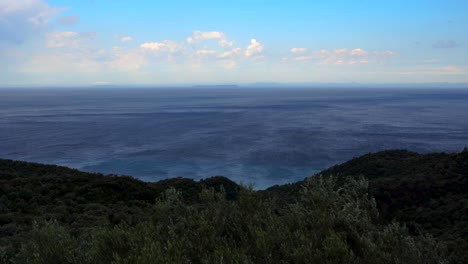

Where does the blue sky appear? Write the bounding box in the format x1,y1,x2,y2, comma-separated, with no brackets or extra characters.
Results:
1,0,467,86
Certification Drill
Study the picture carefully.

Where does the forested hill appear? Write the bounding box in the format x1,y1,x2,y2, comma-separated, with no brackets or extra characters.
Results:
320,149,468,240
266,149,468,259
0,159,239,256
0,149,467,263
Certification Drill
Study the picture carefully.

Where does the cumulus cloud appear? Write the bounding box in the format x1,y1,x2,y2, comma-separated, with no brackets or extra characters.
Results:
140,40,182,53
56,14,79,26
245,39,264,57
0,0,63,44
46,31,96,48
433,40,458,49
17,27,267,78
218,48,242,58
150,36,264,68
121,36,133,42
218,38,234,48
187,30,233,48
185,32,263,61
290,47,307,54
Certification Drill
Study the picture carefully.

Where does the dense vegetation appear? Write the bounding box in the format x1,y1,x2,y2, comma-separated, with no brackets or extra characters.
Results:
0,160,238,262
320,149,468,241
267,149,468,262
0,149,467,263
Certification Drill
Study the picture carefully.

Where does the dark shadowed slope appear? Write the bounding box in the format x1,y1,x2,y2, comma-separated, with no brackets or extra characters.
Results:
1,150,467,262
319,149,468,241
265,149,468,261
0,159,239,254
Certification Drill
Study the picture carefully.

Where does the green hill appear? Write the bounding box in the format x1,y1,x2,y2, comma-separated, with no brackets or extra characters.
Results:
0,150,467,263
0,159,239,256
319,150,468,240
266,149,468,262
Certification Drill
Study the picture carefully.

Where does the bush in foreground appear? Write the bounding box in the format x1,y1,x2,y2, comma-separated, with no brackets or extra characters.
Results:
14,177,448,264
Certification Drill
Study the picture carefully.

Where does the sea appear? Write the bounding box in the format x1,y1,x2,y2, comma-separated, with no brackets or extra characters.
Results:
1,87,468,189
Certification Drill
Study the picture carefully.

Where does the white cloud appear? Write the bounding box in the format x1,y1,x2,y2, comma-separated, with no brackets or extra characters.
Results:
46,31,96,48
14,28,271,82
121,36,133,42
292,56,314,62
218,38,234,48
218,48,242,58
245,39,264,57
192,31,224,40
282,48,398,65
139,35,265,69
187,31,222,44
0,0,63,44
349,48,367,56
187,30,233,48
140,40,182,53
290,47,307,54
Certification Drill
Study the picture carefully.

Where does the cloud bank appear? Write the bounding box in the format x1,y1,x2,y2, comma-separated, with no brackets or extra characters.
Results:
46,31,96,48
0,0,62,44
284,48,398,65
187,30,233,48
290,48,307,54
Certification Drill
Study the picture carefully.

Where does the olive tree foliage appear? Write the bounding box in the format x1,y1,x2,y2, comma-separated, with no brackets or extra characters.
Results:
13,176,448,264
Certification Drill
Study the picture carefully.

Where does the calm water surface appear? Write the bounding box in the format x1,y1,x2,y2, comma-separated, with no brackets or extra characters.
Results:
1,87,468,188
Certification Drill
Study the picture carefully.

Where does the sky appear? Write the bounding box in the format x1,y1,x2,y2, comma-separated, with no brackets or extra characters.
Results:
0,0,467,87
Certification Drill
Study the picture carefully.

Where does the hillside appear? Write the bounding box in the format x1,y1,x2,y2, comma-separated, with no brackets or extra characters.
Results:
0,150,467,263
0,159,239,257
266,149,468,262
319,150,468,240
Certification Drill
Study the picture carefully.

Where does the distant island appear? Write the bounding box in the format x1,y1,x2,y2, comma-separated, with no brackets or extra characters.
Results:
0,149,466,263
192,84,239,88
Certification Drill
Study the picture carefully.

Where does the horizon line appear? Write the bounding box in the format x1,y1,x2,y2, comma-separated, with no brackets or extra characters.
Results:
1,82,468,89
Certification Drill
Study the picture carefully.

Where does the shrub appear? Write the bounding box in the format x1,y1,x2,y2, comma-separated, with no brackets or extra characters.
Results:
13,177,449,264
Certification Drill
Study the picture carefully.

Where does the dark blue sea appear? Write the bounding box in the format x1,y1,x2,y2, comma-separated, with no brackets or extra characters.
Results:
1,87,468,189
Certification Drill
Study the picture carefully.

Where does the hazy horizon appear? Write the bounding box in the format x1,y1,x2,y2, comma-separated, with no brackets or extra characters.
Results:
1,83,468,89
